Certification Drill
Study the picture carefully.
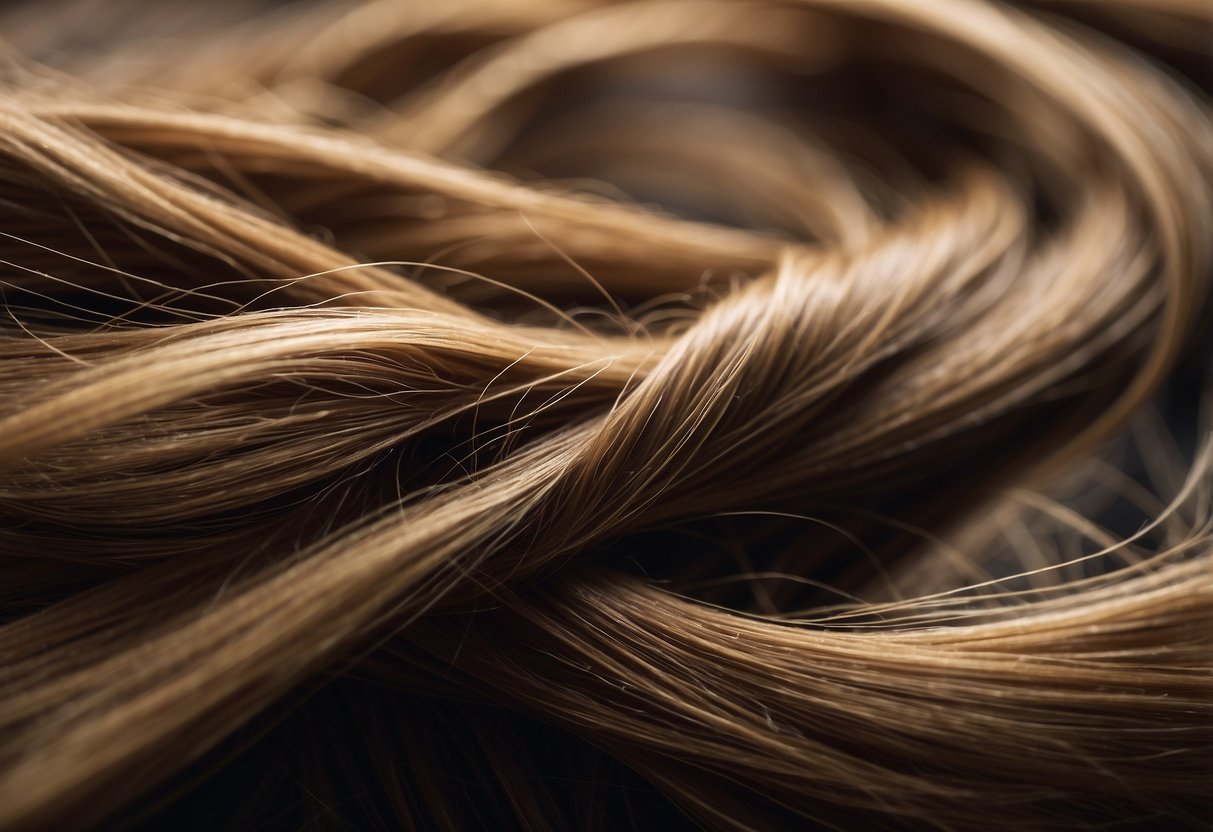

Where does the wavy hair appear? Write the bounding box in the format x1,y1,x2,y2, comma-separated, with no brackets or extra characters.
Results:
0,0,1210,829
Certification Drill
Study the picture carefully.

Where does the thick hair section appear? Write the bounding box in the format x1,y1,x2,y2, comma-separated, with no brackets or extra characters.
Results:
0,0,1210,829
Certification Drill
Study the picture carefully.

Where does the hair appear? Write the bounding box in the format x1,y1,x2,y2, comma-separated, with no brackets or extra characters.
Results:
0,0,1210,829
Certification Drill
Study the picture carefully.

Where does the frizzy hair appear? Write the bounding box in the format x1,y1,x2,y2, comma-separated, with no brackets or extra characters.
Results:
0,0,1210,829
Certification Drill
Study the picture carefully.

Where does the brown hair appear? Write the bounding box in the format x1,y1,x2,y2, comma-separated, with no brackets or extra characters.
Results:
0,0,1210,828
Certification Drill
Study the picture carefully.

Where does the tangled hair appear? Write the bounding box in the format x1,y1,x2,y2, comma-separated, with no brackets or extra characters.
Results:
0,0,1210,829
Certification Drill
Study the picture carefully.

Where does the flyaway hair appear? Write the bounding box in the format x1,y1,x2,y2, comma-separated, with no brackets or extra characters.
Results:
0,0,1210,829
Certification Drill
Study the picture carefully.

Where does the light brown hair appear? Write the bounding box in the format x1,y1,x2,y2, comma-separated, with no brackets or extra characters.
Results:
0,0,1210,828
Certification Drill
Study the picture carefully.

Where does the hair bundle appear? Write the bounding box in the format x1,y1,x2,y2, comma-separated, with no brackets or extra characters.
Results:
0,0,1210,829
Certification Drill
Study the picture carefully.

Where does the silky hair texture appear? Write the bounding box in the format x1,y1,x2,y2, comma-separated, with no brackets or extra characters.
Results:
0,0,1210,829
